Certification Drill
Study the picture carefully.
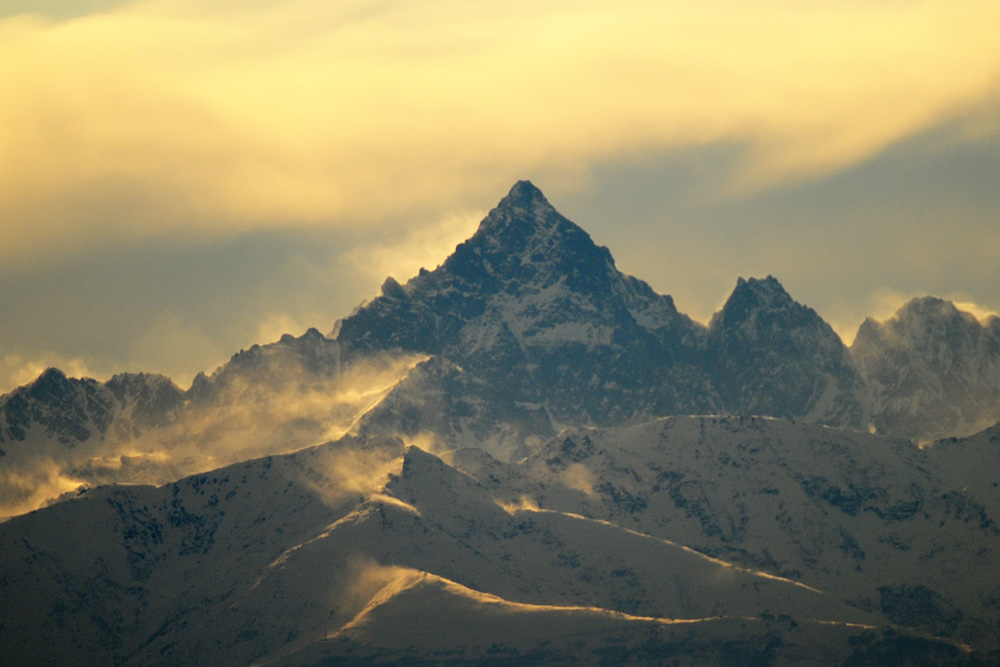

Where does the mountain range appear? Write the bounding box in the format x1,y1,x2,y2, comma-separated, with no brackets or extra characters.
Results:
2,181,1000,664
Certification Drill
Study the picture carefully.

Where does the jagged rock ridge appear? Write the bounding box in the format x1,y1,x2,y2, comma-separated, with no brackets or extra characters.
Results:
335,182,873,456
0,368,183,447
336,181,715,437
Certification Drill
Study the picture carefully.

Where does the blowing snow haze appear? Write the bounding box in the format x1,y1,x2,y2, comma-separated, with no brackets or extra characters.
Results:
3,182,1000,665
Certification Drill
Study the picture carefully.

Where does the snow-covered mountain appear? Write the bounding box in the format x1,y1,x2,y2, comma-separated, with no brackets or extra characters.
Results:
336,180,715,452
0,369,185,517
335,182,873,456
0,368,183,448
1,424,997,665
852,296,1000,441
4,181,1000,516
510,416,1000,647
4,180,1000,663
706,276,868,428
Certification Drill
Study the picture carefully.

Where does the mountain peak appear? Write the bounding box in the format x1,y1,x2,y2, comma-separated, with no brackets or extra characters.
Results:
332,181,705,433
35,367,68,384
712,276,798,328
470,180,572,249
708,276,865,427
480,180,550,227
853,297,984,350
851,295,1000,440
503,179,547,206
436,181,617,299
26,367,76,402
734,274,788,299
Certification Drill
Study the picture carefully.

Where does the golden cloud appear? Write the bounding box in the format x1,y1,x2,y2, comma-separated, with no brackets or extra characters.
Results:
339,211,482,286
2,0,999,263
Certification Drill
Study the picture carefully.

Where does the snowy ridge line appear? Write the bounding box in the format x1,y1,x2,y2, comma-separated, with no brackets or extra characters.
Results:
496,500,825,595
337,566,734,633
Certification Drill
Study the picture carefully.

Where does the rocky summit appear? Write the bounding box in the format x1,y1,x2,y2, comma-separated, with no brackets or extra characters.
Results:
852,296,1000,441
334,182,879,456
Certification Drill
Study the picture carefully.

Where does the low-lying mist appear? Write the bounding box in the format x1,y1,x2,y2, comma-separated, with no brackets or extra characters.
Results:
0,352,426,520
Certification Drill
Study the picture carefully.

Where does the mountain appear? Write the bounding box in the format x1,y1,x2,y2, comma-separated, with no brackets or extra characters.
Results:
0,369,185,518
707,276,868,428
333,182,871,456
510,416,1000,647
186,327,342,403
4,180,1000,663
3,181,1000,514
336,181,713,444
0,332,421,519
852,296,1000,441
0,368,182,448
1,425,997,665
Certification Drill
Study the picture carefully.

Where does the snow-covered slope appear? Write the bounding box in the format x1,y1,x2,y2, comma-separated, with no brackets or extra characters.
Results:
2,423,998,665
276,574,982,667
0,434,406,666
274,572,898,667
492,416,1000,648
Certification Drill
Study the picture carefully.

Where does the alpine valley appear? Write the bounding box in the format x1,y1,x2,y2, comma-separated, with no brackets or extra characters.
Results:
3,182,1000,665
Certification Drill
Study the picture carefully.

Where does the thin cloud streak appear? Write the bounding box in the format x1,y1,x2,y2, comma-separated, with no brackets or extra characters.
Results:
339,212,482,290
1,0,999,266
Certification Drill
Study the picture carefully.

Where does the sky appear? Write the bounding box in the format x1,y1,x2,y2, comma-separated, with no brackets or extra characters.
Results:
1,0,999,393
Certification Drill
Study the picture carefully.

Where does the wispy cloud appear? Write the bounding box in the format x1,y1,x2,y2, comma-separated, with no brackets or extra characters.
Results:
340,211,482,287
0,459,85,520
951,300,999,324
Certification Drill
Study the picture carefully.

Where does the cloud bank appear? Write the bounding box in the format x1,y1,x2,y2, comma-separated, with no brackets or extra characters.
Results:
2,0,999,267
